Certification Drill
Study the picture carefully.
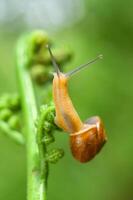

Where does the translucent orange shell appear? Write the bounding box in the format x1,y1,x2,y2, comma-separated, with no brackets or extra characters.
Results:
70,116,107,163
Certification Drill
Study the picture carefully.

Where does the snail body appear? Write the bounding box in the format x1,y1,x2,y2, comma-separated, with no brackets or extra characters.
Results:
47,45,107,163
53,73,83,133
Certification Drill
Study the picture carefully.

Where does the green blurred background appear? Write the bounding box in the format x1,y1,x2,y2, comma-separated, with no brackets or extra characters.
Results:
0,0,133,200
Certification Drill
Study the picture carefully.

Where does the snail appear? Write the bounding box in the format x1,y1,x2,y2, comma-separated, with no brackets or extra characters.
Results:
46,45,107,163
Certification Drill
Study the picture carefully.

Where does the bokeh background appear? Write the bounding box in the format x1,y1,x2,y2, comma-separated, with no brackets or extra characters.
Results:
0,0,133,200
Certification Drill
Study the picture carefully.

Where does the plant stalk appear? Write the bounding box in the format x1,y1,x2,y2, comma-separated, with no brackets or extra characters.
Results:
16,37,47,200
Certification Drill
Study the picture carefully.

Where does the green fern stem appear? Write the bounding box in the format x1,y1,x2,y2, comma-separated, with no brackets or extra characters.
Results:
16,36,47,200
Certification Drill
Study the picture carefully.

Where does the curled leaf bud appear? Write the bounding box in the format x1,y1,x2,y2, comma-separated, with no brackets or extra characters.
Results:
9,94,21,111
46,149,64,164
30,64,51,84
42,134,55,145
43,121,53,132
8,115,20,130
46,50,73,66
46,109,55,123
0,94,20,111
27,30,51,67
29,30,49,54
40,105,48,113
0,109,12,121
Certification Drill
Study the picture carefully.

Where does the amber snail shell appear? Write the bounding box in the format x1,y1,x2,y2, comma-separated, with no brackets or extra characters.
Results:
70,116,107,163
